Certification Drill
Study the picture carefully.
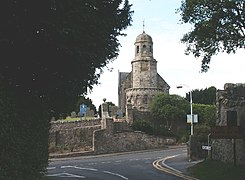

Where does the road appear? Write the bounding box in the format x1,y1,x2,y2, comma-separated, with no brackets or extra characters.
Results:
47,147,187,180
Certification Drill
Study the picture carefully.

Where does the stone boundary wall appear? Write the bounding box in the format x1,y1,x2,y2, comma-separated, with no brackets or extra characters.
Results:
49,126,101,150
50,119,101,132
93,119,176,154
212,139,245,165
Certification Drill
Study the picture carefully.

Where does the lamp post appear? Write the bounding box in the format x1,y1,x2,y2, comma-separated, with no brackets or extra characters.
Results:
177,84,193,136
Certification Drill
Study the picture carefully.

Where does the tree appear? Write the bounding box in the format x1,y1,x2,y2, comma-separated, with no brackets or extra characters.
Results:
185,86,216,105
178,0,245,72
0,0,133,115
0,0,133,178
193,104,216,127
75,96,97,116
150,93,189,133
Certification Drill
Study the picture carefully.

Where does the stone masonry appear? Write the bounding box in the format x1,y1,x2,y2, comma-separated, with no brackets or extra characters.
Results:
212,83,245,165
118,31,170,123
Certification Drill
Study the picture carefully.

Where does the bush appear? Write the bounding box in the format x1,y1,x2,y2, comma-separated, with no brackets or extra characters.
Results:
0,87,50,179
131,121,153,135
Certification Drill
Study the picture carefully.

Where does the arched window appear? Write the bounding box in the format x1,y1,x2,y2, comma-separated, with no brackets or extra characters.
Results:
136,46,139,53
143,95,148,104
142,45,146,53
149,45,152,53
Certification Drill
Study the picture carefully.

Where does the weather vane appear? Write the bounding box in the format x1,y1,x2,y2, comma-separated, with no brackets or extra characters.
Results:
143,20,145,33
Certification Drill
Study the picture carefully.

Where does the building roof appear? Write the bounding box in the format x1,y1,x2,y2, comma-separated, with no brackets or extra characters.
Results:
135,31,152,43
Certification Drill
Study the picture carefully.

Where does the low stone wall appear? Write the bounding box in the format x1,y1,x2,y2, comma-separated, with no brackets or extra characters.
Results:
50,119,101,132
189,136,208,161
93,123,176,154
49,119,101,151
50,126,100,151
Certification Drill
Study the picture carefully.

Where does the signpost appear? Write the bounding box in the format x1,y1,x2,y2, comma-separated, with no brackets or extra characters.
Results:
202,145,211,151
187,114,198,123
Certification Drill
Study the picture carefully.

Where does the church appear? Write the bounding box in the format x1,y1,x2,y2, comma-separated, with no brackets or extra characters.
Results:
118,31,170,117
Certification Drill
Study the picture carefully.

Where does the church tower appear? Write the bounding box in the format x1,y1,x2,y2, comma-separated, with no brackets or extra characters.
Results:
118,30,170,116
132,31,157,88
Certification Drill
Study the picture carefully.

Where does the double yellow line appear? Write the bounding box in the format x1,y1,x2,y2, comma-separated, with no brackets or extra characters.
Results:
152,158,199,180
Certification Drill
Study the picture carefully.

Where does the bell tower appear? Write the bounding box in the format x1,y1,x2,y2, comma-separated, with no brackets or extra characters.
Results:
132,31,157,88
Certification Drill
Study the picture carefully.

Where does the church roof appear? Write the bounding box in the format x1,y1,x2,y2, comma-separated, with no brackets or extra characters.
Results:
118,72,130,87
135,31,152,43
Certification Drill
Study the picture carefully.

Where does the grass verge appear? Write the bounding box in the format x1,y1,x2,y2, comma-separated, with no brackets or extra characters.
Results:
189,159,245,180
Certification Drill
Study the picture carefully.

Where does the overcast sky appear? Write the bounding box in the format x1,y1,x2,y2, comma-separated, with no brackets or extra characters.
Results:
87,0,245,108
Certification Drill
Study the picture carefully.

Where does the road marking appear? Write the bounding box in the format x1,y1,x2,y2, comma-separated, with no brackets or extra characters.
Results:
115,160,123,163
88,162,97,165
60,165,128,179
74,166,98,172
101,161,111,164
47,167,56,170
47,172,85,178
103,171,128,180
152,154,199,180
61,165,98,171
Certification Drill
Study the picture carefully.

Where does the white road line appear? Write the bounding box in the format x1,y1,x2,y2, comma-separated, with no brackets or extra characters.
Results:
101,161,111,164
115,160,123,163
88,163,97,165
47,167,56,170
74,166,98,172
61,165,98,171
103,171,128,180
47,172,85,178
143,158,152,160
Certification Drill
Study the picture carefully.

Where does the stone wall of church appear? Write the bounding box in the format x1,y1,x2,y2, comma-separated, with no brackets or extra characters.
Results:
125,87,163,111
132,59,157,88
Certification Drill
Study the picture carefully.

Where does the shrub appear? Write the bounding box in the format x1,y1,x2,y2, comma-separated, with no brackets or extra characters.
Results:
131,121,153,135
0,87,50,179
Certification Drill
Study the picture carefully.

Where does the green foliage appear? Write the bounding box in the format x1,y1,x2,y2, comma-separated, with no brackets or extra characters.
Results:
75,96,97,115
150,93,189,130
131,121,154,135
131,121,172,136
190,159,245,180
193,104,216,126
193,124,211,141
0,87,50,179
178,0,245,72
0,1,133,179
0,0,133,116
186,86,216,105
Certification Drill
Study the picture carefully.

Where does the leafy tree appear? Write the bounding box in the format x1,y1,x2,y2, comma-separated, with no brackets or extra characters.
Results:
0,0,132,178
150,93,189,133
0,0,133,115
75,96,97,116
131,120,154,135
178,0,245,72
185,86,216,105
193,104,216,127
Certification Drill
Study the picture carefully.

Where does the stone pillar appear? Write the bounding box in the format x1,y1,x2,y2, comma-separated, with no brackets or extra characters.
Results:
101,102,109,129
126,103,134,125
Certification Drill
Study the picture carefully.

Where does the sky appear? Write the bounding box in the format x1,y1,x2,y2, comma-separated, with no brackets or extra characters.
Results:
87,0,245,109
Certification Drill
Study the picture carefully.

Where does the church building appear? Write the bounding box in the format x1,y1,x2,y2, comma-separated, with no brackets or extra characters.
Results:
118,31,170,117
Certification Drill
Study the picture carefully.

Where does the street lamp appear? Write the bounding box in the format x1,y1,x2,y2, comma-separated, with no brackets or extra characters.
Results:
177,84,193,136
